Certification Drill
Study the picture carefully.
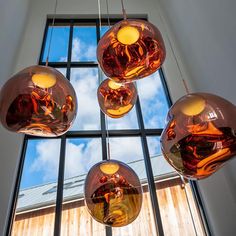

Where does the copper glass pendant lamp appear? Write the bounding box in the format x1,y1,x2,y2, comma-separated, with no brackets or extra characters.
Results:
0,65,77,136
0,0,77,137
97,78,137,118
97,0,166,83
84,159,142,227
160,93,236,179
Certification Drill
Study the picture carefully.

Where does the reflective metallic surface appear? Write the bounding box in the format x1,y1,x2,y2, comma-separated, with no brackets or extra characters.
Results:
160,93,236,179
97,19,166,83
97,79,137,118
0,65,77,137
84,160,142,227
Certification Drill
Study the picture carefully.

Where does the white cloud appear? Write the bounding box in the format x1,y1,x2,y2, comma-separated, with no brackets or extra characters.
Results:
30,139,61,182
71,38,96,61
137,72,168,128
70,68,100,130
137,72,162,101
110,137,143,163
29,139,102,182
59,56,67,62
64,139,102,178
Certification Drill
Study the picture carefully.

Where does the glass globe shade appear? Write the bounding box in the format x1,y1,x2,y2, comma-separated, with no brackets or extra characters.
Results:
0,65,77,137
97,19,166,83
97,79,137,118
160,93,236,179
84,160,142,227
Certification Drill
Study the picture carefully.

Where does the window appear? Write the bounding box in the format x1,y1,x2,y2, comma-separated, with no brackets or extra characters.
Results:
9,18,206,236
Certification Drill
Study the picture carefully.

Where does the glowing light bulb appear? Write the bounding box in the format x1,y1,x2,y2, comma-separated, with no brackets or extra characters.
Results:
100,162,120,174
180,95,206,116
117,26,140,45
108,80,122,90
32,73,56,88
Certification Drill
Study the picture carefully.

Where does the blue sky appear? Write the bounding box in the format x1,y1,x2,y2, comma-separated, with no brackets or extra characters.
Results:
20,25,172,190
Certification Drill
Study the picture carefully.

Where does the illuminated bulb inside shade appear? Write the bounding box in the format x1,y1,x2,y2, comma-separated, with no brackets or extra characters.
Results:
100,162,120,174
84,160,142,227
32,73,56,88
160,93,236,179
181,95,206,116
117,26,140,45
108,80,122,90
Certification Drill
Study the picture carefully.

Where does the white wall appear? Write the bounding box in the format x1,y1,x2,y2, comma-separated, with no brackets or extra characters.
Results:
0,0,30,234
158,0,236,235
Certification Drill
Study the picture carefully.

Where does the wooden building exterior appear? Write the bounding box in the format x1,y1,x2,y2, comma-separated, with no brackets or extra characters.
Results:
12,178,205,236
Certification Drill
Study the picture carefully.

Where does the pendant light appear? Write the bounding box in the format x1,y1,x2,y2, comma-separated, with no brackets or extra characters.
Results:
160,93,236,179
0,0,77,137
97,78,137,118
84,160,142,227
97,0,166,83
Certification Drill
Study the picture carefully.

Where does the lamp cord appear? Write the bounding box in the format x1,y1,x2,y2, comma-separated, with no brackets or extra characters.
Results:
180,176,198,236
105,0,111,28
97,0,102,33
46,0,58,66
121,0,127,20
155,2,190,94
98,0,111,161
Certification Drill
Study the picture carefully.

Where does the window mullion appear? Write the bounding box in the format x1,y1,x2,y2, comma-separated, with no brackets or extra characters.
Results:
53,135,66,236
135,96,165,236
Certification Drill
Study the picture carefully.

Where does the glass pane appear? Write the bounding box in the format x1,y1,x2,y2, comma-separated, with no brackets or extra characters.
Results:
110,137,158,236
12,139,61,236
107,105,138,130
72,26,97,62
70,68,100,130
42,26,70,62
137,71,169,129
61,138,105,236
110,137,148,182
147,136,175,177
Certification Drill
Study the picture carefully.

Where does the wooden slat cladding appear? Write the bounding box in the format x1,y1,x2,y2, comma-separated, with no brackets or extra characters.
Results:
12,180,205,236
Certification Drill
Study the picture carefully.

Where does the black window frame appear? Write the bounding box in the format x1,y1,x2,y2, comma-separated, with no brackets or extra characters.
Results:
6,17,211,236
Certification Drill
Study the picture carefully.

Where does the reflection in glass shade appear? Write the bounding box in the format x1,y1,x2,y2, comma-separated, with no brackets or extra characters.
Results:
84,160,142,227
97,79,137,118
160,93,236,179
0,65,77,136
97,19,166,83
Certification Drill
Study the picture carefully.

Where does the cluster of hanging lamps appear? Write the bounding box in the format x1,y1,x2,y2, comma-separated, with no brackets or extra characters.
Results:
96,0,166,120
0,0,77,137
160,93,236,179
0,65,77,136
84,160,142,227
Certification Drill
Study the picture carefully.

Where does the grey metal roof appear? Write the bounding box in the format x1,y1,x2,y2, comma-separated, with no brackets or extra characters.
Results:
16,154,174,213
